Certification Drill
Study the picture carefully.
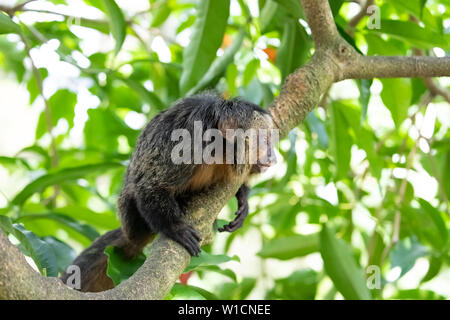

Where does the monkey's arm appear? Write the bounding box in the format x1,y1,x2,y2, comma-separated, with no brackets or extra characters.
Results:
134,186,202,256
218,184,249,232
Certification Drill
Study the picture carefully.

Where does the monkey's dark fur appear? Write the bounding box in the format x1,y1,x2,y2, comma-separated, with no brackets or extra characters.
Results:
61,93,274,292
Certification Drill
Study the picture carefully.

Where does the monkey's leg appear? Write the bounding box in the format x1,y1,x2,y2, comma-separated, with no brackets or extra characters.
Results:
118,185,152,244
135,186,202,256
219,184,249,232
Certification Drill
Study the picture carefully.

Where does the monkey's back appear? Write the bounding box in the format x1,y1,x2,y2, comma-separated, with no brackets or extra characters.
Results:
124,93,268,193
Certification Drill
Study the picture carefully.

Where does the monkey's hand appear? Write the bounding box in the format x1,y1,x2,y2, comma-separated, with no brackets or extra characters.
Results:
218,184,250,233
218,201,249,232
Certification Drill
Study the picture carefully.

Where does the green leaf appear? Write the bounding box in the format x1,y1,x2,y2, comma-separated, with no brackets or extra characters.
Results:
373,20,448,50
274,0,304,19
150,0,171,27
187,29,245,95
110,84,143,112
357,79,372,123
179,0,230,94
320,224,371,300
380,78,412,128
418,199,448,249
367,231,385,268
11,162,124,206
0,38,26,81
0,12,21,34
442,151,450,201
336,101,383,179
42,236,77,273
276,18,310,81
421,255,442,283
239,78,263,105
402,205,447,250
330,102,352,180
185,250,239,272
411,78,427,105
177,15,196,33
77,18,110,34
390,237,428,278
0,216,58,276
226,63,238,96
260,0,279,33
391,289,445,300
36,89,77,139
388,0,439,32
266,269,318,299
103,0,126,54
172,284,219,300
306,111,329,148
197,265,237,282
84,107,140,150
242,58,260,87
104,245,146,286
121,78,165,112
258,233,319,260
364,33,406,56
55,206,119,230
329,0,344,17
17,213,100,241
0,156,31,171
26,68,48,104
85,0,106,12
167,283,207,300
216,277,256,299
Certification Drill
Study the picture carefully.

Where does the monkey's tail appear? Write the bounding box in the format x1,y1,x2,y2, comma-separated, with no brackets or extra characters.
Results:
60,227,155,292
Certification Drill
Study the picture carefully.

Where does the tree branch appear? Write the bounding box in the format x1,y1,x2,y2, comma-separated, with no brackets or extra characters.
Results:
1,0,450,300
300,0,339,48
344,55,450,80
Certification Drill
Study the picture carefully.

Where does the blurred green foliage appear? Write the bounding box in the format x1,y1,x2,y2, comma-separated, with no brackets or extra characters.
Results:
0,0,449,300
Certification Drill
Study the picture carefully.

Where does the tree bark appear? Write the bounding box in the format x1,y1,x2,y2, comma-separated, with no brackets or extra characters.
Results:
1,0,449,299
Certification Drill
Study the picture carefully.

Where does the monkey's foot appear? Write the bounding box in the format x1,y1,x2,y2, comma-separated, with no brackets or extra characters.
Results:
166,223,202,256
218,204,249,233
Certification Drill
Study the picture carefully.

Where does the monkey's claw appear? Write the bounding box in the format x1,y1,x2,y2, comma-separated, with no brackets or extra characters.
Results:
218,204,249,233
168,223,202,256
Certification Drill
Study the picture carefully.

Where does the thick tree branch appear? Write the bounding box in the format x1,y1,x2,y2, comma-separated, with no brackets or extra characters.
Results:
0,177,247,299
1,0,450,300
344,55,450,80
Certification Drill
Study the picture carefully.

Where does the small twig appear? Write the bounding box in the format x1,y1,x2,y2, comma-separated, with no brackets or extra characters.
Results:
18,33,58,168
128,23,151,52
422,77,450,104
379,108,426,263
410,17,450,104
0,0,37,17
348,0,374,29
